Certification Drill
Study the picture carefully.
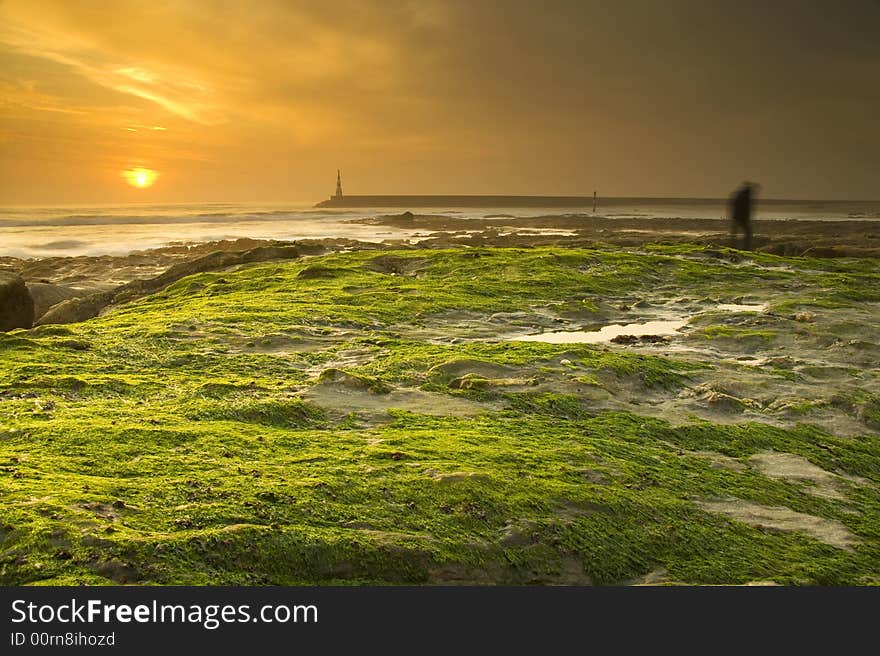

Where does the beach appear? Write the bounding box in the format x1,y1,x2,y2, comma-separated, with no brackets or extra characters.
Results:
3,200,880,297
4,1,880,641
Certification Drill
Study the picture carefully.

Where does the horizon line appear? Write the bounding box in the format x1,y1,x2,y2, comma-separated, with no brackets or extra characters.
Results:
3,195,880,209
321,193,880,203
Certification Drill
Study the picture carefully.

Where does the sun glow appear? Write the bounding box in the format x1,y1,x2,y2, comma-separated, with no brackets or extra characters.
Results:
122,167,158,188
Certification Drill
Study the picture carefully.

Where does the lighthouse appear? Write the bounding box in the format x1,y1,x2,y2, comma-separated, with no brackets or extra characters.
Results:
335,170,343,200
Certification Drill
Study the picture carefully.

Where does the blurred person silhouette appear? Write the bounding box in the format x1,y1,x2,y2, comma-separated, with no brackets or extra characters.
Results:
729,181,759,250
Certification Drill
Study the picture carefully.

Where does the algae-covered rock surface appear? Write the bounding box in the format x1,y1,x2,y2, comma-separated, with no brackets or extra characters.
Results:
1,245,878,585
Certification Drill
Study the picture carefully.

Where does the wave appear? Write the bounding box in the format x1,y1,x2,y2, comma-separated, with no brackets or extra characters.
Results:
0,208,362,228
2,199,879,232
41,240,89,250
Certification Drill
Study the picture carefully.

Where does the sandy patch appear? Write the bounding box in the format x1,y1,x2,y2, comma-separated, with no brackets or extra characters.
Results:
304,348,382,375
689,451,747,471
303,385,491,421
697,498,858,550
748,452,850,500
223,330,356,355
427,358,518,380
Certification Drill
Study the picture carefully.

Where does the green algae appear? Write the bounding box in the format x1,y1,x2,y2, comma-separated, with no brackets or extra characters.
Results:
1,245,878,586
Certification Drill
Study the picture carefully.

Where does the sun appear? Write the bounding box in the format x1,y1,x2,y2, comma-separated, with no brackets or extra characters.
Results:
122,167,158,188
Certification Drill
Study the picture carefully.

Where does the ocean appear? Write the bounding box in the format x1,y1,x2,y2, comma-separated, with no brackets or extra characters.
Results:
1,198,877,259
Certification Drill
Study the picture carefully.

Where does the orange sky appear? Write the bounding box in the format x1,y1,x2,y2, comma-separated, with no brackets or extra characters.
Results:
1,0,878,204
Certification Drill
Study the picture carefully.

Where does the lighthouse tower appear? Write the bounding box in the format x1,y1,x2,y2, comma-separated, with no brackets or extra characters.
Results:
334,170,343,200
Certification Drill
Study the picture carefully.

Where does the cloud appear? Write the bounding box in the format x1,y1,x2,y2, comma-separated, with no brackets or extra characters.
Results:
0,0,449,142
0,0,878,203
0,11,225,124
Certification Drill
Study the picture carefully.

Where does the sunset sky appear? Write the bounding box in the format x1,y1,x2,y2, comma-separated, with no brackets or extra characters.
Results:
1,0,878,204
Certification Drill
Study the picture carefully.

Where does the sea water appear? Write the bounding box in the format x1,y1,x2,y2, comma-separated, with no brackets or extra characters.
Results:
0,199,877,259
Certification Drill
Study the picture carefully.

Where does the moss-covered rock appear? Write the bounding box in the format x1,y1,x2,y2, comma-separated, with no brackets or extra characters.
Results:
1,245,878,585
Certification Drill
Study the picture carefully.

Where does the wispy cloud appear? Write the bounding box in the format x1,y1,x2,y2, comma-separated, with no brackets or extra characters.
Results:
0,13,225,125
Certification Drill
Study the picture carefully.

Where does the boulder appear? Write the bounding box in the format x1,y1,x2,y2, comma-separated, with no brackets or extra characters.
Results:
36,244,302,326
36,291,114,326
0,273,35,331
26,282,82,320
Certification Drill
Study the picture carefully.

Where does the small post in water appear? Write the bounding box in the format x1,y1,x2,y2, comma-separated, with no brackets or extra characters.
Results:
592,190,597,214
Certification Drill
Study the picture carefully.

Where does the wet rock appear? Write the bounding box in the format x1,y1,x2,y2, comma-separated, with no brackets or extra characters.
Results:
638,335,672,344
0,273,35,331
610,334,639,344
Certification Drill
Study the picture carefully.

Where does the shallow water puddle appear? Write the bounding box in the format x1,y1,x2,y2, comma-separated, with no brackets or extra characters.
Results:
513,303,766,344
515,319,687,344
714,303,768,313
